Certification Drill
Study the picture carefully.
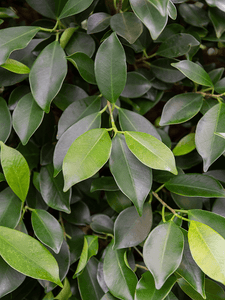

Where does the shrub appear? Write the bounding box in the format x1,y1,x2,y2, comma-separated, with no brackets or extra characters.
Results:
0,0,225,299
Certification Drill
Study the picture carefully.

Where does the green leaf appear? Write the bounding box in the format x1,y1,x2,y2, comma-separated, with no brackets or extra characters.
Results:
119,108,161,140
121,72,151,98
160,93,203,126
0,7,18,18
59,0,94,19
101,292,118,300
165,174,225,197
0,59,30,74
26,0,66,19
179,4,209,28
167,1,177,20
63,201,91,226
110,134,152,215
95,32,126,103
130,0,168,40
67,52,96,84
156,33,199,58
12,93,44,145
188,220,225,285
87,12,111,34
147,0,169,17
55,277,72,300
103,240,138,300
65,32,95,58
143,221,184,289
0,26,39,65
195,103,225,172
31,209,64,254
173,133,196,156
206,0,225,12
0,188,22,229
0,142,30,202
0,256,25,298
176,228,205,298
110,12,143,44
40,164,71,213
0,97,11,143
90,177,119,192
209,67,224,84
171,60,214,87
214,77,225,94
215,132,225,139
0,173,5,182
124,131,177,175
90,214,114,235
0,226,62,287
171,193,203,210
54,112,101,176
106,190,131,213
63,129,112,191
78,257,104,300
29,41,67,113
135,272,177,300
114,203,152,249
209,7,225,39
165,291,178,300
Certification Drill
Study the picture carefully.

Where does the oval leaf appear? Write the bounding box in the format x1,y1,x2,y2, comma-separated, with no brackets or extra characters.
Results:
0,97,11,143
147,0,169,17
173,133,196,156
121,72,151,98
59,0,94,19
0,58,30,74
87,12,111,34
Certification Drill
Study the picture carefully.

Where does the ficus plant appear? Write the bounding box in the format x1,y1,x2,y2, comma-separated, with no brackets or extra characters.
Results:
1,0,225,299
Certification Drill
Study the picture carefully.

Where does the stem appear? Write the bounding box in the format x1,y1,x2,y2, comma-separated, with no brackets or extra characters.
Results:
59,212,68,240
116,0,123,12
107,101,118,134
154,184,165,193
196,91,225,100
136,264,148,271
40,19,59,32
134,246,143,258
99,105,108,114
162,205,166,222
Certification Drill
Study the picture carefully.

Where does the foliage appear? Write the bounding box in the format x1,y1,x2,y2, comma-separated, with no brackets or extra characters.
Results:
0,0,225,299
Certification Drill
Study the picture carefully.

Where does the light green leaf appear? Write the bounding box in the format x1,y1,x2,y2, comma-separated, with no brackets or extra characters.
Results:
124,131,177,174
188,220,225,285
0,97,11,143
0,142,30,202
173,133,196,156
29,41,67,113
215,132,225,139
0,226,62,287
171,60,214,87
95,32,126,103
63,129,112,191
55,277,72,300
0,58,30,74
143,221,184,289
59,0,94,19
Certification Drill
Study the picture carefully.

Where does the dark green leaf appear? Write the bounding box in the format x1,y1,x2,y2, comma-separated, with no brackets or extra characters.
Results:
106,190,132,213
143,221,184,289
109,134,152,215
95,32,126,103
171,60,214,87
26,0,66,19
65,32,95,58
59,0,94,19
160,93,203,126
0,226,62,287
63,201,91,225
90,214,114,235
17,141,39,170
209,7,225,39
40,164,71,213
110,12,143,44
209,67,224,84
179,4,209,27
0,97,11,143
8,85,30,110
90,177,119,192
12,93,44,145
171,193,203,209
63,129,112,191
135,272,177,300
87,12,111,34
64,223,84,264
213,198,225,218
114,203,152,249
121,72,151,98
215,77,225,93
0,7,18,18
165,291,178,300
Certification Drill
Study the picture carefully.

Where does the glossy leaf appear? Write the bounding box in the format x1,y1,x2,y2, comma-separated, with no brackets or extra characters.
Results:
209,7,225,39
135,272,177,300
103,240,138,300
167,1,177,20
29,41,67,113
87,12,111,34
63,128,112,191
124,131,177,175
130,0,168,40
171,60,214,87
206,0,225,12
173,133,196,156
214,78,225,94
195,103,225,172
90,177,119,192
101,292,118,300
31,209,64,254
63,201,91,226
165,174,225,197
188,220,225,285
143,221,184,289
12,93,44,145
0,59,30,74
0,26,39,65
67,52,96,84
106,190,132,213
59,0,94,19
65,32,95,58
55,277,72,300
0,142,30,202
147,0,169,16
121,72,151,98
110,134,152,215
160,93,203,126
90,214,114,235
114,203,152,249
179,4,209,28
0,97,11,143
110,12,143,44
0,226,62,287
26,0,66,19
95,32,126,103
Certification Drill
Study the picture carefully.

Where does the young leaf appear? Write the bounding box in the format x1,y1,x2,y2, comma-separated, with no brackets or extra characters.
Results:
124,131,177,175
195,103,225,172
0,97,11,143
114,203,152,249
188,221,225,285
160,93,203,126
12,93,44,145
143,221,184,289
59,0,94,19
0,26,40,65
0,142,30,202
63,129,112,191
95,32,126,103
135,272,177,300
171,60,214,87
173,133,196,156
1,59,30,74
31,209,64,254
29,41,67,113
0,226,62,287
165,174,225,198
